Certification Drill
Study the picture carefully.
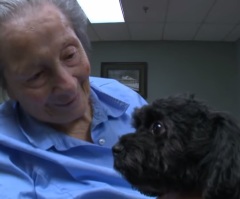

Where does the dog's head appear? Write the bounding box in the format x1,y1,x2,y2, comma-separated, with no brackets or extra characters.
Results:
112,96,240,198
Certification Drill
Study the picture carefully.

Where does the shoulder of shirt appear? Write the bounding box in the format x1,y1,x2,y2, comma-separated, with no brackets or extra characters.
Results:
89,76,147,106
90,76,125,87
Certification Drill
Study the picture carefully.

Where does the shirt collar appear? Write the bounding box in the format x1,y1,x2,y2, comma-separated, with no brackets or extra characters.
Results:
90,84,129,118
16,85,129,150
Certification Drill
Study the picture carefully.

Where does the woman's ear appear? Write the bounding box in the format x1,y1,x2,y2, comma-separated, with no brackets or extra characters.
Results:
202,114,240,199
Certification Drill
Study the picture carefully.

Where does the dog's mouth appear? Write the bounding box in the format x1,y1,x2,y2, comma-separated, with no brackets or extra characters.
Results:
113,145,166,197
114,167,167,197
112,132,174,197
134,184,167,197
112,132,163,177
113,149,146,179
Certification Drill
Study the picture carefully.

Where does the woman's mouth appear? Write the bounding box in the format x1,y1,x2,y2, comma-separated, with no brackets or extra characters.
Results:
54,94,79,108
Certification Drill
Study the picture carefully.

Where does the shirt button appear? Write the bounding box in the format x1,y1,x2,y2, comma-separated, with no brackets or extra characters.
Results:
98,138,105,145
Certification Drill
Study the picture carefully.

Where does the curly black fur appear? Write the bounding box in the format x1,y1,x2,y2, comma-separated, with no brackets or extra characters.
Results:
112,95,240,199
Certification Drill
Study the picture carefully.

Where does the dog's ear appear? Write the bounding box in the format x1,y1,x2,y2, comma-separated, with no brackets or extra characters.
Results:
202,113,240,199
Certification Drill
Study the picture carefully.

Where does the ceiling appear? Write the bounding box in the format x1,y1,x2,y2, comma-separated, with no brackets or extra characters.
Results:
87,0,240,42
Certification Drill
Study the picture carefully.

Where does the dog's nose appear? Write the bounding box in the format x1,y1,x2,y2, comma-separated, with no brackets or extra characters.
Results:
112,143,124,156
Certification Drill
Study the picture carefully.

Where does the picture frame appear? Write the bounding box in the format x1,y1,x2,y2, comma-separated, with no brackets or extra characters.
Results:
101,62,147,98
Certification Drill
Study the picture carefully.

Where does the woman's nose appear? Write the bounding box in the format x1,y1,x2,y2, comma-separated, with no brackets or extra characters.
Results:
51,66,77,94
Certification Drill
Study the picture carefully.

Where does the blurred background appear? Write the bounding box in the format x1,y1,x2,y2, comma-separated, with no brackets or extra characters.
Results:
88,0,240,119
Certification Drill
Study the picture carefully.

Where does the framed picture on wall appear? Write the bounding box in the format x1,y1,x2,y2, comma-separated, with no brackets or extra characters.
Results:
101,62,147,98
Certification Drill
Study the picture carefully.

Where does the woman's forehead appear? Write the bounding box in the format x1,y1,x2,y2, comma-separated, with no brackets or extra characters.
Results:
1,4,75,51
0,5,80,74
6,3,69,32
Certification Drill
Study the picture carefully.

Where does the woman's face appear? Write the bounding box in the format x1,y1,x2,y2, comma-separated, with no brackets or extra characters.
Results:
2,5,91,124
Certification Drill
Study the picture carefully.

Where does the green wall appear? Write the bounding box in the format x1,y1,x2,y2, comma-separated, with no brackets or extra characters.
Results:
90,41,239,119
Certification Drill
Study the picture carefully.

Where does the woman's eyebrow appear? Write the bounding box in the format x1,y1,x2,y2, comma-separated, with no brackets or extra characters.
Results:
60,36,78,49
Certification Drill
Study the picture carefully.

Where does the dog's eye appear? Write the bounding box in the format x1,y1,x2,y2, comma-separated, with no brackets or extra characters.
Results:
150,121,165,135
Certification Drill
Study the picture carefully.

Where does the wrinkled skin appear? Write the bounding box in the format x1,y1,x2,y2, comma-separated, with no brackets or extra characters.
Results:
0,3,92,138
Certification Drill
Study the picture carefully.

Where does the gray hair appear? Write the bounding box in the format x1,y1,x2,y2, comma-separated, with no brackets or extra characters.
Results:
0,0,91,98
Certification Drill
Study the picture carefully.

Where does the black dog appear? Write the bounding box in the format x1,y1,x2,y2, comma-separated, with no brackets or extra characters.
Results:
112,95,240,199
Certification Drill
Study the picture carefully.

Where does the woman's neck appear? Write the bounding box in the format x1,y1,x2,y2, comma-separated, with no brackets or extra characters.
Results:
51,102,93,142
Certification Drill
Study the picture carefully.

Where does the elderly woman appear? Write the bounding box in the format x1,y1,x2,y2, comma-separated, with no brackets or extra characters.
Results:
0,0,153,198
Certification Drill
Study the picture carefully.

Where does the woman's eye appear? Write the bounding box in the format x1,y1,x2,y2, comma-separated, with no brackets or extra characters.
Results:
28,71,43,81
150,121,165,135
62,46,78,61
25,71,46,88
65,53,75,60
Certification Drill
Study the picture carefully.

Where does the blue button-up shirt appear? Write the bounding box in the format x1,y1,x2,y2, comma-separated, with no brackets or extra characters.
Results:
0,77,154,199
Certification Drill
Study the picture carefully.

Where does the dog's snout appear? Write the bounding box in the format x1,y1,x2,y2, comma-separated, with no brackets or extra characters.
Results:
112,143,124,156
